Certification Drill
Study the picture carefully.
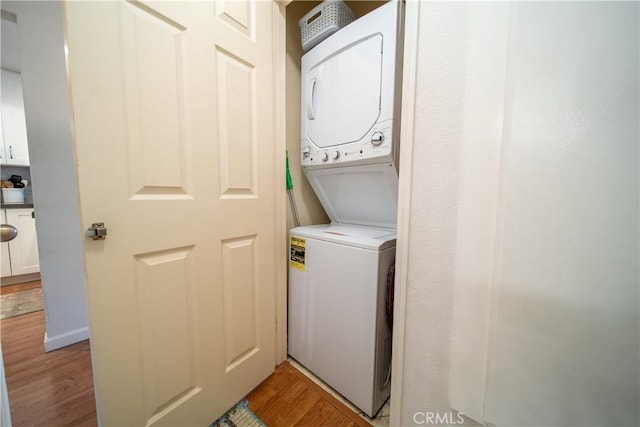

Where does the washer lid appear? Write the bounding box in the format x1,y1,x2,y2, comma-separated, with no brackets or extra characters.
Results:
290,223,396,251
304,162,398,229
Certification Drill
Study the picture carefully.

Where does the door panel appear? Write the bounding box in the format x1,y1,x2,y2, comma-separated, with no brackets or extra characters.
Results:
216,47,257,197
120,1,190,197
64,1,278,425
215,0,254,39
222,235,259,372
135,246,197,420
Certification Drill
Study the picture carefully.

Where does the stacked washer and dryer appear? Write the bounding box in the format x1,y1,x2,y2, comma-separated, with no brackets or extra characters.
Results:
288,0,403,418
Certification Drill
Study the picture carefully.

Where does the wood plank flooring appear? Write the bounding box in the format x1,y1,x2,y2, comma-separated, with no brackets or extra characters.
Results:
1,281,366,426
1,309,97,427
247,362,371,427
0,280,41,295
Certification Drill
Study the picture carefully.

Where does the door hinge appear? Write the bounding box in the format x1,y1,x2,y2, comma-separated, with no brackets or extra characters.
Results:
86,223,107,240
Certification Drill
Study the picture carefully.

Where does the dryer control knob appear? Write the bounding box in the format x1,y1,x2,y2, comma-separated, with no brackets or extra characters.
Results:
332,150,340,160
321,152,329,162
371,131,385,146
302,146,311,158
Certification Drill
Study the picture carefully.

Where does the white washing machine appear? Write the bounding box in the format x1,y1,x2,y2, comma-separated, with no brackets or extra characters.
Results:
288,224,395,417
288,0,404,418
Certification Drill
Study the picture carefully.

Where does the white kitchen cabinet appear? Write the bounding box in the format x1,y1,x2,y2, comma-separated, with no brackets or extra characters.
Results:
5,208,39,275
0,210,11,278
0,112,7,167
0,69,30,166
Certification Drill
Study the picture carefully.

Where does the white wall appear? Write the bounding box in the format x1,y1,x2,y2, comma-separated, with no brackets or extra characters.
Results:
483,3,639,426
395,1,639,426
3,1,89,351
391,2,471,425
449,2,510,422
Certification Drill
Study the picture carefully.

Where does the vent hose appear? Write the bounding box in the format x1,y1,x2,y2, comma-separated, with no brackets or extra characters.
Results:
386,257,395,330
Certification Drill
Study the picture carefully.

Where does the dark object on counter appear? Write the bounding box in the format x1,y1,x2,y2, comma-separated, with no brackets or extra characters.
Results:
9,175,24,188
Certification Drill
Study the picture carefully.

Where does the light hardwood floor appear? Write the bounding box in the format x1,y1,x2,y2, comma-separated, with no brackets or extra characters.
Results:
1,312,97,426
1,280,97,425
1,282,366,426
247,362,371,427
0,280,41,295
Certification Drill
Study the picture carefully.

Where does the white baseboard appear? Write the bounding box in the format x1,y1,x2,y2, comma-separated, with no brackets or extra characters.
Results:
44,327,90,352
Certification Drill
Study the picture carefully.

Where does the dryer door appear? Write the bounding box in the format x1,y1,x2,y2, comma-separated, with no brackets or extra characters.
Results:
303,34,383,148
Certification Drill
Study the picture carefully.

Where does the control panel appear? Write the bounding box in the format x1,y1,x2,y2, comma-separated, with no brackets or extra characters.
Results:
301,121,395,168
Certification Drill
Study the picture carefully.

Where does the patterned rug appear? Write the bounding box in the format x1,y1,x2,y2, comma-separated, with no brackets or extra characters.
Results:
211,400,265,427
0,288,44,319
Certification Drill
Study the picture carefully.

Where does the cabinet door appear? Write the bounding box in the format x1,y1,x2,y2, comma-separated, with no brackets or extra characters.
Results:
0,210,11,278
0,70,30,166
6,209,39,275
0,111,7,165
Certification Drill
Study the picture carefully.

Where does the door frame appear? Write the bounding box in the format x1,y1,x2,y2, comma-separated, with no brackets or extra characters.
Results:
274,0,288,366
1,0,415,422
389,1,419,426
275,0,416,423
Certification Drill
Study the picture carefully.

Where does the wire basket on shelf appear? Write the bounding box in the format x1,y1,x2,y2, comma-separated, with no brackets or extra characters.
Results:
299,0,356,52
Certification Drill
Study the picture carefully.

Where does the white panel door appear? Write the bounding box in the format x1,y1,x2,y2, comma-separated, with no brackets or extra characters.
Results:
64,1,279,425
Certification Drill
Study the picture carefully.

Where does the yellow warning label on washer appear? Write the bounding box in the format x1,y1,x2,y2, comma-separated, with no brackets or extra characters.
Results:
290,236,306,271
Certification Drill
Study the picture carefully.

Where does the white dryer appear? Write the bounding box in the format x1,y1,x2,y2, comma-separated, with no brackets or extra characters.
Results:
300,0,404,229
288,0,404,418
300,0,403,169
